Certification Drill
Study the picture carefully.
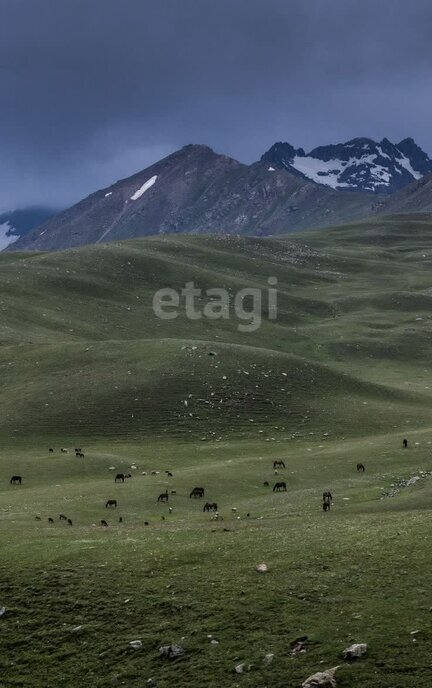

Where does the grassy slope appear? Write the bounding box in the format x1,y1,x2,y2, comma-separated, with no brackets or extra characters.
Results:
2,215,432,686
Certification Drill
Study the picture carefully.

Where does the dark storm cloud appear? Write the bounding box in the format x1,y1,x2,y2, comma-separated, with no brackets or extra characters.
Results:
1,0,432,210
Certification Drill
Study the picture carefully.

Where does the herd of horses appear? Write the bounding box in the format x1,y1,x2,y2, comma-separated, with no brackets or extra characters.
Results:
8,439,412,525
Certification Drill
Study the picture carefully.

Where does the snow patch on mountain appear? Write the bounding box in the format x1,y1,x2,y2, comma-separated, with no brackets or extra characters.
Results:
0,221,19,250
131,175,158,200
291,156,353,189
261,137,432,194
397,154,422,180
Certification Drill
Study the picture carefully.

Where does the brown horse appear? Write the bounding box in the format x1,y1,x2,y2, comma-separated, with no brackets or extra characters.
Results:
322,490,333,503
190,487,205,498
203,501,218,512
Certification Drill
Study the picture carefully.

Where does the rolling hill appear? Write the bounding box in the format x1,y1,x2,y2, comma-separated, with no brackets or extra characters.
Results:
3,216,432,687
1,214,432,444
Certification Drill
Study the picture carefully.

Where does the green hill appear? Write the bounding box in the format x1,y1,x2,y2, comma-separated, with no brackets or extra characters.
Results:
2,215,432,687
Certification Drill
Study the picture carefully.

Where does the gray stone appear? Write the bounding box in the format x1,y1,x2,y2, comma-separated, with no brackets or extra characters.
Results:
302,666,339,687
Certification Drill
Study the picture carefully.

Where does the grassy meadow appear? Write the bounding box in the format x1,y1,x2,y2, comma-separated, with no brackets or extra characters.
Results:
2,215,432,686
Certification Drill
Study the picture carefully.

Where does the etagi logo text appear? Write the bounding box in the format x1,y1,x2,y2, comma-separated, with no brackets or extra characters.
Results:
152,278,278,332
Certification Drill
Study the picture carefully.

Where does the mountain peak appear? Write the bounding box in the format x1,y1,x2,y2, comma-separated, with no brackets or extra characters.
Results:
260,136,432,193
180,143,215,154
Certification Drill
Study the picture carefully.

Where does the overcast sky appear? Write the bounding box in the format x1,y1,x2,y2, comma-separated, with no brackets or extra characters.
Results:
1,0,431,211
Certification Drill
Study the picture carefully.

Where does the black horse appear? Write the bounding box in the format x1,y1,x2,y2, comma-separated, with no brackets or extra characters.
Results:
273,481,287,492
203,501,218,512
323,500,331,512
157,491,169,503
190,487,205,498
101,520,109,527
273,460,286,469
356,463,365,472
403,438,408,448
106,499,117,508
115,473,125,483
10,475,22,485
323,490,333,503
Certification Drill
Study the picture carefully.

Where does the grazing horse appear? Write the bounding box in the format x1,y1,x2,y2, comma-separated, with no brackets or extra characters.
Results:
403,438,408,448
106,499,117,508
273,460,286,469
101,520,108,527
35,516,41,521
10,475,22,485
273,481,287,492
67,518,73,526
203,501,218,512
48,517,54,523
190,487,205,498
323,499,331,512
115,473,125,483
166,471,173,476
263,481,269,487
119,516,123,523
322,490,333,503
49,448,54,453
59,514,67,521
76,452,85,458
356,463,365,472
157,491,169,503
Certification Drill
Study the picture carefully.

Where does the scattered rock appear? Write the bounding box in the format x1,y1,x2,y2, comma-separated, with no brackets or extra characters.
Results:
263,653,274,664
343,643,367,660
234,662,252,673
129,640,143,650
381,471,431,499
159,644,185,659
256,563,268,573
71,625,84,634
302,666,339,688
291,635,308,654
